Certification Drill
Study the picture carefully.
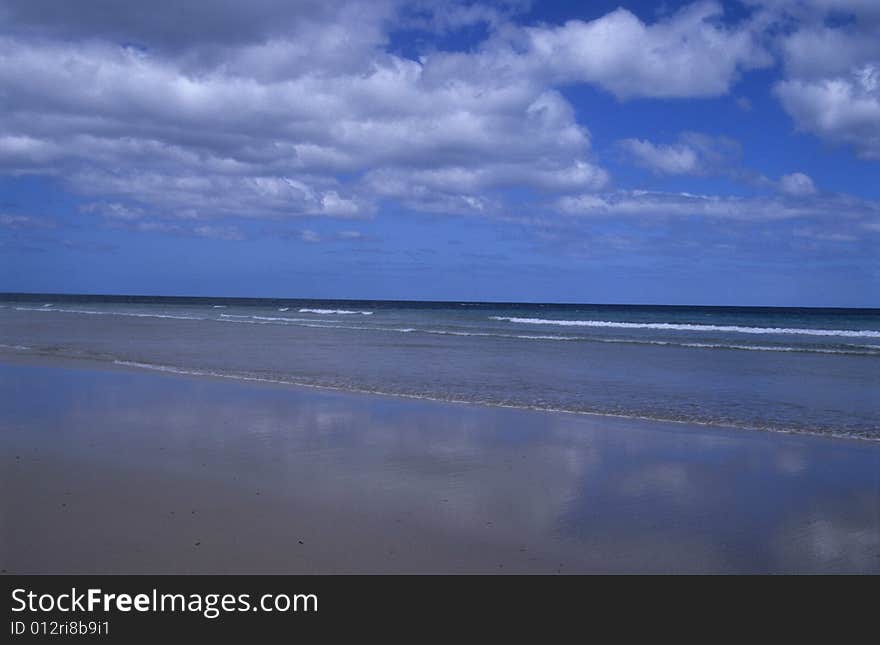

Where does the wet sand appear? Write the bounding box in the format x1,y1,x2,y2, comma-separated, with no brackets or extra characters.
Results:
1,359,879,573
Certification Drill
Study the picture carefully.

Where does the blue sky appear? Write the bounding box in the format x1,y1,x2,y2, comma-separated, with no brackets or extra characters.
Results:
0,0,878,306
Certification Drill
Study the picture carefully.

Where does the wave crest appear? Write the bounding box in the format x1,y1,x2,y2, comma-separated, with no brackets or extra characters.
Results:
299,308,373,315
489,316,880,338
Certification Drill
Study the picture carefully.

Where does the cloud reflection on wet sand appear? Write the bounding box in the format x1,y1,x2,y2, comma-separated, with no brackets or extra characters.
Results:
1,361,878,573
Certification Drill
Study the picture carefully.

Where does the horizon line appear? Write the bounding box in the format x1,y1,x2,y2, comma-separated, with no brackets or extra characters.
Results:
2,291,878,311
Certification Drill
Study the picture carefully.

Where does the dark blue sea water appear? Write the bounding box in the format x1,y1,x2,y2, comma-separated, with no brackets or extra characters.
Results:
2,294,878,439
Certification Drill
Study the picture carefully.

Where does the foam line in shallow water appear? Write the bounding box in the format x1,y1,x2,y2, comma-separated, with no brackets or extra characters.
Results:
15,306,202,320
490,316,880,338
6,306,878,354
299,308,373,315
103,359,880,442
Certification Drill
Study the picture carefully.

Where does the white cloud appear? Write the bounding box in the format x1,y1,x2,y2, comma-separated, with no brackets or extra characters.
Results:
515,1,771,99
0,19,608,220
776,65,880,159
193,225,246,241
0,134,64,169
778,172,818,196
280,228,366,244
0,213,56,229
0,0,395,62
68,169,373,221
556,190,880,225
0,0,782,228
80,202,145,221
748,0,880,21
769,1,880,158
617,139,700,175
793,227,858,242
365,155,608,215
617,132,742,176
0,0,876,247
780,23,880,80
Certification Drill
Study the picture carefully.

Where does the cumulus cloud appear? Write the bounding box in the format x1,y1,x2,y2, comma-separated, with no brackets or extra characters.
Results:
0,1,617,222
617,140,700,175
0,0,786,228
768,1,880,158
778,172,818,196
617,132,741,175
776,65,880,159
0,0,875,254
515,1,771,99
780,22,880,80
365,156,608,215
0,0,394,63
556,190,879,226
421,1,772,102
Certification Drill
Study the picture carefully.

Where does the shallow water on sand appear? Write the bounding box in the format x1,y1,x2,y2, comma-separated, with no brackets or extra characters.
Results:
1,295,879,439
1,362,878,573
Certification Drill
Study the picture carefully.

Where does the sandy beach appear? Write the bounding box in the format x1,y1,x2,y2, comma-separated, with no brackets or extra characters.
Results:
1,358,878,574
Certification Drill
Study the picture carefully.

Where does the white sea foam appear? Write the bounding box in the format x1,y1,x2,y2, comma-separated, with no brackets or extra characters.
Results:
212,305,226,308
221,314,337,324
489,316,880,338
215,314,879,354
299,308,373,315
10,305,878,355
631,340,879,355
278,307,290,311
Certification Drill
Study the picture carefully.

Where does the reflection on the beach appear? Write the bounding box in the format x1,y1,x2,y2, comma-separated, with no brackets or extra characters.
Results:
2,363,878,573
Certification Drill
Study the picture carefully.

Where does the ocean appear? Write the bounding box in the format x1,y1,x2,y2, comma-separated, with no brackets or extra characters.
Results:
1,294,878,440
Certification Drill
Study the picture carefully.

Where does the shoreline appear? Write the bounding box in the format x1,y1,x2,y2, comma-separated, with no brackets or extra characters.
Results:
1,350,876,445
2,359,879,573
